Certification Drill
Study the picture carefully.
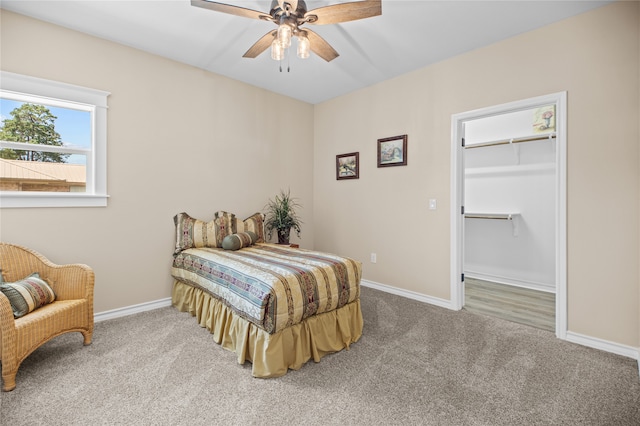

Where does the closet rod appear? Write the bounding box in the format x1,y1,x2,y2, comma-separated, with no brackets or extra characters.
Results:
464,213,515,220
464,213,520,236
465,132,556,149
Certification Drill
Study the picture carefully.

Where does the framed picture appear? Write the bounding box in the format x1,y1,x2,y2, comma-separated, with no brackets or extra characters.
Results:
532,105,556,134
377,135,408,167
336,152,359,180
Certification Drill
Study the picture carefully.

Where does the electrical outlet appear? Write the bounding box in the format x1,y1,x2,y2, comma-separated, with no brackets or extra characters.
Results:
370,253,377,263
429,199,437,210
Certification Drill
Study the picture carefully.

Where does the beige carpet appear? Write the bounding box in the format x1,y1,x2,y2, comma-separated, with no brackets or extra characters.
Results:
1,286,639,425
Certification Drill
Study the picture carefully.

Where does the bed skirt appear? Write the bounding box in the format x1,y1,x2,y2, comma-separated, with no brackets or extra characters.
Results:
171,280,364,378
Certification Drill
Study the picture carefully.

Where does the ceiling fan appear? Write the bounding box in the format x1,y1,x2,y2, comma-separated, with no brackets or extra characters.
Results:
191,0,382,62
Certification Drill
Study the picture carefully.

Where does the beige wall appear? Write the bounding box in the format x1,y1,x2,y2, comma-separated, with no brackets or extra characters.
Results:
0,10,315,313
314,1,639,348
1,3,639,350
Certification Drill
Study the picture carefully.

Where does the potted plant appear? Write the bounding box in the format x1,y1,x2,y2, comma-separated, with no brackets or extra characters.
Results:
264,189,302,245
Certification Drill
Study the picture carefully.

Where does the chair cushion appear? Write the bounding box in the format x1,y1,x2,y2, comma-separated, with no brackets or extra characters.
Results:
0,273,56,319
15,299,87,330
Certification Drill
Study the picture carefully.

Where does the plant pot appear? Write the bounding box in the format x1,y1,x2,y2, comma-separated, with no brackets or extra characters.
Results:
277,228,291,245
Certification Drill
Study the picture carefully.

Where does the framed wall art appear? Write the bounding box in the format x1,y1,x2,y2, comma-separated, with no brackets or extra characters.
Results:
532,104,556,134
377,135,407,167
336,152,359,180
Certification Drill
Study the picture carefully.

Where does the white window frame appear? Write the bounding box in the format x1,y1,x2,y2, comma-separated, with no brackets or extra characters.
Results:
0,71,110,208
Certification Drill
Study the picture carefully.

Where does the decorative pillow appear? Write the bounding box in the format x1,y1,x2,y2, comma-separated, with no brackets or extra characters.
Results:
174,212,215,254
0,272,56,319
173,211,238,254
222,231,258,251
242,212,266,243
213,211,236,246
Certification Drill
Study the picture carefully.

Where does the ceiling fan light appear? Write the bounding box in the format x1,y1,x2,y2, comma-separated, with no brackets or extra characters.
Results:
297,34,310,59
271,39,284,61
277,24,292,48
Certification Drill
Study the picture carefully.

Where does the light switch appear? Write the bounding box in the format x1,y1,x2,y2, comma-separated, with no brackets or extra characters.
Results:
429,199,437,210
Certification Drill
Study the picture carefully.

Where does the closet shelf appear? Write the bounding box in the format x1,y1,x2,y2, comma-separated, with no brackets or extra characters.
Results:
465,133,556,165
464,213,520,236
464,212,518,220
465,163,555,177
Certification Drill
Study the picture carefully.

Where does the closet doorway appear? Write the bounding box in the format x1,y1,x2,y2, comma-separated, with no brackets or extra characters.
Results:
450,93,567,338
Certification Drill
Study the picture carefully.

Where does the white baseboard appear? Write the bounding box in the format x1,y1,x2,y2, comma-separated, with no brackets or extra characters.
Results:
361,279,455,310
565,331,640,361
465,270,555,293
94,297,172,323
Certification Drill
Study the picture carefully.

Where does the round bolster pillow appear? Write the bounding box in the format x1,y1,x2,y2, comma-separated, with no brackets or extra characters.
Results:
222,231,259,251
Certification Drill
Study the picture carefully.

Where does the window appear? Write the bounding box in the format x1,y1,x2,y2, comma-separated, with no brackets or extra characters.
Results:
0,71,110,208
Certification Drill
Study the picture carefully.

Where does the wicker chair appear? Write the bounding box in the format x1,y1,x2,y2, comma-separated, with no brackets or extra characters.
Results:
0,243,94,392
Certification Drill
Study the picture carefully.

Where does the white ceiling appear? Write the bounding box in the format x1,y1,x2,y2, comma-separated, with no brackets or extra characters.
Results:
1,0,610,104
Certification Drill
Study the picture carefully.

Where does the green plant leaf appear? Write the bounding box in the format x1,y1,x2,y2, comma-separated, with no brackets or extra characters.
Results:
264,189,303,240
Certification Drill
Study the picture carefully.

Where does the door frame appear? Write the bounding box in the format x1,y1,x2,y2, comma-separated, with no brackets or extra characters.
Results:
450,92,567,339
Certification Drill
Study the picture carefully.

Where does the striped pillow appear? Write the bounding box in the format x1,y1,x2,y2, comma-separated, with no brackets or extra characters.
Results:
174,212,214,254
214,211,236,246
242,212,266,243
173,211,237,254
222,231,258,251
0,273,56,319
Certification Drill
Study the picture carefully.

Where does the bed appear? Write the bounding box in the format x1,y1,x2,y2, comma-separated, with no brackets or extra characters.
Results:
170,211,363,378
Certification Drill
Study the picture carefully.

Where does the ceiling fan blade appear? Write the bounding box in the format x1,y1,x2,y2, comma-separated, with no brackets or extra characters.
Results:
243,31,277,58
191,0,269,21
306,0,381,25
305,29,339,62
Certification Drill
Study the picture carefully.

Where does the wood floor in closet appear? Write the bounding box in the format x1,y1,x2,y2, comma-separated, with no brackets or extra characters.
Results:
464,277,555,332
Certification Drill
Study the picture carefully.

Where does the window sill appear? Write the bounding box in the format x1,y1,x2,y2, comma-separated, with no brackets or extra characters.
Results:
0,193,110,208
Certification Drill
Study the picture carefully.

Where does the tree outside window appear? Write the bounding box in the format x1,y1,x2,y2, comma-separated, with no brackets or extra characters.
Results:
0,103,70,163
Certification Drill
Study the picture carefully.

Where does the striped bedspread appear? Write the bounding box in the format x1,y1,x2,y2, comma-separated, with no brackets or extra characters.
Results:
171,243,361,334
